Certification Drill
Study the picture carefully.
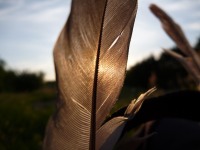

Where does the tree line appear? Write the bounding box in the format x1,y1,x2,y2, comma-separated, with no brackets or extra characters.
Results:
0,60,44,92
0,37,199,92
124,37,200,91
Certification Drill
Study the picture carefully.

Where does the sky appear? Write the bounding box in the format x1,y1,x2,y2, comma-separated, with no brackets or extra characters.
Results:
0,0,199,81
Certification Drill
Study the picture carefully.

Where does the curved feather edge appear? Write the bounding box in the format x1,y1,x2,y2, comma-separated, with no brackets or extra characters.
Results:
96,88,156,150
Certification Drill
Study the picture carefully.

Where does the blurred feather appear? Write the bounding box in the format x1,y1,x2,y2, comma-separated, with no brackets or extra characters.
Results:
164,49,200,85
149,4,197,59
43,0,138,149
124,87,156,117
150,4,200,89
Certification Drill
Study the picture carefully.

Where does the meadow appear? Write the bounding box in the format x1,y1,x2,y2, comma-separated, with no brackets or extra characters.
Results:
0,85,143,150
0,88,56,150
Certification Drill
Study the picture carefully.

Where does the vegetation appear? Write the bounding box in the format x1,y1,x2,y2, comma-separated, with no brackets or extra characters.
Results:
0,2,200,149
125,38,200,91
0,60,44,92
0,88,56,150
0,36,199,150
0,38,199,150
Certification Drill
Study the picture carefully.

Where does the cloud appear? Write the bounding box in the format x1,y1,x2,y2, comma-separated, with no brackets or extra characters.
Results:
16,6,70,23
0,1,71,23
192,11,200,18
150,0,200,12
0,0,71,52
0,0,23,16
0,0,199,81
186,22,200,30
27,0,61,10
164,2,191,12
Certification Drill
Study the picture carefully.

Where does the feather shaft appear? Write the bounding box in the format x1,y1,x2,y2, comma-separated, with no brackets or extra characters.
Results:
90,1,108,149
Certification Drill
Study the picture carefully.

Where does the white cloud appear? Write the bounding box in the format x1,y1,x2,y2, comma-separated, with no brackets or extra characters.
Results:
27,0,61,11
194,11,200,17
186,22,200,30
150,0,200,12
0,0,199,81
16,6,69,23
0,0,71,24
164,2,190,12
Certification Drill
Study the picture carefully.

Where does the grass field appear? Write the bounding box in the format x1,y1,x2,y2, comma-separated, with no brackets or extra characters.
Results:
0,86,144,150
0,88,56,150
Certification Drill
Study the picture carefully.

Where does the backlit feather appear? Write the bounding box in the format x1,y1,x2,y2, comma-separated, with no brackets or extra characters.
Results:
43,0,138,149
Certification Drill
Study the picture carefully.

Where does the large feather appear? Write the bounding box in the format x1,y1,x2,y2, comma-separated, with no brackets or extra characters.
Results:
43,0,138,149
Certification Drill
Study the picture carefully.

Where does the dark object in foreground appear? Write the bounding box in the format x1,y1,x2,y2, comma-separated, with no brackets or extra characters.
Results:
130,90,200,127
111,90,200,128
111,90,200,150
146,118,200,150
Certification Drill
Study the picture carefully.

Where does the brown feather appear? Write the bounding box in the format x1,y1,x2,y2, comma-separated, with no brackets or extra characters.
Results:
43,0,138,149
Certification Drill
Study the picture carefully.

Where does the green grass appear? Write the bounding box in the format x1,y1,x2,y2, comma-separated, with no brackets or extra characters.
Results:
0,88,56,150
0,86,143,150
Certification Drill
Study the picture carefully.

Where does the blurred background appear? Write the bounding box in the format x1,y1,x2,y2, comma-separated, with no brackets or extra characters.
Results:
0,0,199,149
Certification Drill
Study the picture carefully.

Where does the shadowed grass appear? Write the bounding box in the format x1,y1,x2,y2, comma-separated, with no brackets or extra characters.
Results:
0,88,56,150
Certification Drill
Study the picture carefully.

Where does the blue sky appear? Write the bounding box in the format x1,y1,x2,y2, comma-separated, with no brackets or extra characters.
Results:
0,0,200,81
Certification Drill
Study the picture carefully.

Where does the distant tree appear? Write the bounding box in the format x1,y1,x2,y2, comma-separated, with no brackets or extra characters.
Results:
4,70,17,91
194,37,200,52
124,39,200,90
14,71,44,92
0,59,45,92
0,59,6,91
156,47,190,90
125,56,157,89
0,60,17,92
